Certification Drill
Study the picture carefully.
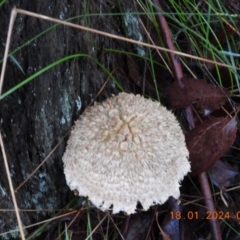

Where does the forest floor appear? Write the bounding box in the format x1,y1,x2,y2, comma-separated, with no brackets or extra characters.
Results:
1,0,240,239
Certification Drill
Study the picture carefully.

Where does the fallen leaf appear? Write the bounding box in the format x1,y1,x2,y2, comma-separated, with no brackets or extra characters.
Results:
161,197,181,240
156,217,171,240
209,20,240,51
186,117,237,175
209,159,239,188
167,78,228,115
160,197,192,240
123,211,152,240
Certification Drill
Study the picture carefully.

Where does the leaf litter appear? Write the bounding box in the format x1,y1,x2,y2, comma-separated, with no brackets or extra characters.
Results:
160,197,182,240
209,159,239,189
186,116,237,175
1,1,240,239
167,78,229,115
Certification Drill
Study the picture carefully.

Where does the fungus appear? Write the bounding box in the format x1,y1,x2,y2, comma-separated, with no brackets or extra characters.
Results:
62,92,190,214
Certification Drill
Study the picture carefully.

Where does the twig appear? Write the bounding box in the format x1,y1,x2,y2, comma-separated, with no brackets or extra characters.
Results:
152,1,222,239
0,134,25,240
0,8,16,94
0,8,25,240
199,173,222,240
121,215,130,238
152,0,183,82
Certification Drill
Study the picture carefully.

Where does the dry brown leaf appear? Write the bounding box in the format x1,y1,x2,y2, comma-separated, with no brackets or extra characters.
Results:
186,117,237,175
159,228,171,240
167,78,228,115
160,197,191,240
209,159,239,188
156,215,171,240
123,212,152,240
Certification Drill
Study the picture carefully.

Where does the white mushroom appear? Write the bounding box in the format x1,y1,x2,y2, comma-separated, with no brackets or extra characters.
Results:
62,92,190,214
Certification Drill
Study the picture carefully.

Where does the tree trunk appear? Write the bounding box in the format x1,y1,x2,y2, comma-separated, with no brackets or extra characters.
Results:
0,0,141,237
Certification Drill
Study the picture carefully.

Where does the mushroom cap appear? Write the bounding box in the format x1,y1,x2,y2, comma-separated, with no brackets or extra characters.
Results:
63,92,190,214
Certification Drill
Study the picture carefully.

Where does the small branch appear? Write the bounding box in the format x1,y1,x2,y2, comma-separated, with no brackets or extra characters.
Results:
0,8,25,240
199,173,222,240
0,133,25,240
121,215,130,238
152,0,183,82
152,1,222,239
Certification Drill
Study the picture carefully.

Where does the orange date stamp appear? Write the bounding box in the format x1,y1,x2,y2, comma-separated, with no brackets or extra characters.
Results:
170,211,236,220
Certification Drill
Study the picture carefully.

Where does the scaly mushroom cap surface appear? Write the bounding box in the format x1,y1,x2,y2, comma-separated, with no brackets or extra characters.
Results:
63,92,190,214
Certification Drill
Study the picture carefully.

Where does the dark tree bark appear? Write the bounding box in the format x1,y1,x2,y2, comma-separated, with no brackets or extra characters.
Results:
0,0,143,237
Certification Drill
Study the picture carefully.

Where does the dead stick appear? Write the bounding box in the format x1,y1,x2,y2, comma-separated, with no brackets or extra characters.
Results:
199,172,222,240
152,0,183,82
152,1,222,239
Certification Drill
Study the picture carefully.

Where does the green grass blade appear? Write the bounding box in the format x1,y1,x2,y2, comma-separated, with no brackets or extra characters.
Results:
0,53,123,100
0,0,6,7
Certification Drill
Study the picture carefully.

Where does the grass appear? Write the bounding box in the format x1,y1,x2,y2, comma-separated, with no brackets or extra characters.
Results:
0,0,240,239
0,53,124,100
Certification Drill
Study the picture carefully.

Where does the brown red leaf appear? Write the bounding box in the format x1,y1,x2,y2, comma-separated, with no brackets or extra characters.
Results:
167,78,228,115
186,117,237,175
